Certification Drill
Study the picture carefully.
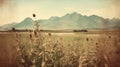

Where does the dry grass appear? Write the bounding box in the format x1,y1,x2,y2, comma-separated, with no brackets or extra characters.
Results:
0,31,120,67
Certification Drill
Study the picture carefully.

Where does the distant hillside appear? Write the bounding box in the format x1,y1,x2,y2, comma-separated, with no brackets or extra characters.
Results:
0,12,120,30
0,23,18,31
15,17,34,29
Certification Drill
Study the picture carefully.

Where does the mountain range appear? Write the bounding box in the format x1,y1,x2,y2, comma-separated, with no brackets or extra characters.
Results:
0,12,120,30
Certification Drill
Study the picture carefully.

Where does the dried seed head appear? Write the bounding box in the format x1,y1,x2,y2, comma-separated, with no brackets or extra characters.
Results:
48,33,51,36
109,36,111,39
86,38,89,41
33,14,36,17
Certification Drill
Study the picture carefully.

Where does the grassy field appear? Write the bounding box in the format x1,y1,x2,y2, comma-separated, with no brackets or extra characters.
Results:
0,31,120,67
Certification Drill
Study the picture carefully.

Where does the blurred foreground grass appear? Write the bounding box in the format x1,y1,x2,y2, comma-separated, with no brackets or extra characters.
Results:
0,31,120,67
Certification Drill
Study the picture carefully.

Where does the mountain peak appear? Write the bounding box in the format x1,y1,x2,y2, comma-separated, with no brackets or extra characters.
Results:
21,17,33,23
0,12,120,30
14,17,34,29
49,16,60,20
63,12,82,18
71,12,79,15
24,17,32,21
71,12,82,16
89,15,103,19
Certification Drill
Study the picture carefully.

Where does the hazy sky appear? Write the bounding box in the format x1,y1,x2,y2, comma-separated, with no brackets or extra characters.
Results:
0,0,119,25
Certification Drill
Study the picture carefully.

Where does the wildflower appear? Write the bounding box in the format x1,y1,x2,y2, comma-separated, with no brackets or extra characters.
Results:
86,38,89,41
48,33,51,36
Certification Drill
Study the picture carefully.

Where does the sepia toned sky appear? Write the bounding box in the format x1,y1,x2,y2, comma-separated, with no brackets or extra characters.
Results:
0,0,120,25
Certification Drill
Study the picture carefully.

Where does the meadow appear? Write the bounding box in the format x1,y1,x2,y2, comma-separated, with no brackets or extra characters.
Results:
0,31,120,67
